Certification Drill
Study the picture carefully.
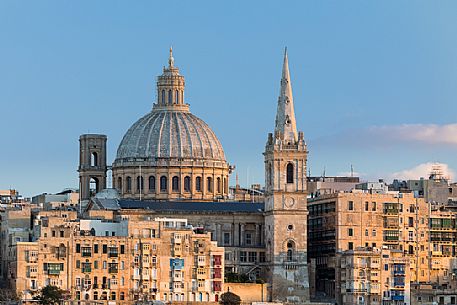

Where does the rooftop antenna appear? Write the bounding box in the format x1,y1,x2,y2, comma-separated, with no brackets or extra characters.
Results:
322,166,326,178
351,164,354,177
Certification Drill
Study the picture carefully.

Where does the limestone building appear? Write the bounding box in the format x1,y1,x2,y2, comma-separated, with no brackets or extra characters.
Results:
10,212,224,303
77,49,311,303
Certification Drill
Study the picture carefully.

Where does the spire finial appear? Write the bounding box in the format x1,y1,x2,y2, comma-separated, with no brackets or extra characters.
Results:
169,46,174,67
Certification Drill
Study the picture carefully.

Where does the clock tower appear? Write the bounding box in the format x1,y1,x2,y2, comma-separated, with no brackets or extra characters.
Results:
264,49,310,303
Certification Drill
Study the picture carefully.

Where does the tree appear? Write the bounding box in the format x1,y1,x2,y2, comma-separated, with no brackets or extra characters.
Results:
0,288,20,301
33,285,65,305
219,291,241,305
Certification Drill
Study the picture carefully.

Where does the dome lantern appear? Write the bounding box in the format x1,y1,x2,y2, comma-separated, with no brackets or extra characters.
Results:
154,48,188,112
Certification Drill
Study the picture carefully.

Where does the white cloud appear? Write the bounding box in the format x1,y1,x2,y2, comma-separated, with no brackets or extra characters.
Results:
369,123,457,146
391,162,455,180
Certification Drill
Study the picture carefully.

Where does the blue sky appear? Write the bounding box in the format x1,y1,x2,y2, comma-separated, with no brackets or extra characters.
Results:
1,1,457,196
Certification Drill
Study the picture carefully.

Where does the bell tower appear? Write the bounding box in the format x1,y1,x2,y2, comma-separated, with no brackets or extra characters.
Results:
78,134,107,201
264,49,309,303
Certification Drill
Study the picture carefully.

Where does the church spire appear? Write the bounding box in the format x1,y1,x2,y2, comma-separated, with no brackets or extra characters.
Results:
274,47,298,143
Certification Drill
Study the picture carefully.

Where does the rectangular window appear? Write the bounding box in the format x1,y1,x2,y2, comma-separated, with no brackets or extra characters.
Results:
372,202,376,211
348,242,353,250
408,217,414,227
248,252,257,263
245,233,252,245
94,244,99,253
120,245,125,254
348,201,354,211
240,251,247,262
223,232,231,245
348,228,353,237
103,244,108,254
259,252,266,263
365,202,369,211
76,244,81,253
94,261,98,269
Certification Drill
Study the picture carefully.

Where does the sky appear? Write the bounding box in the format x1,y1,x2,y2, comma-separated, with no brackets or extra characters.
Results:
1,1,457,197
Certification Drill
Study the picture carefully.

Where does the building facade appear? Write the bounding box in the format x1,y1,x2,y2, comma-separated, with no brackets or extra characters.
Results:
10,213,224,303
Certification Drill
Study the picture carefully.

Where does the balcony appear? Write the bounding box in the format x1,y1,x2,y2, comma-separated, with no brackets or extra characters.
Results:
109,267,118,274
392,295,404,301
108,252,118,258
108,262,118,273
48,269,60,275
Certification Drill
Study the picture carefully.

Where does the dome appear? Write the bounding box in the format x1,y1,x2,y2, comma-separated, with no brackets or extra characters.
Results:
114,110,226,164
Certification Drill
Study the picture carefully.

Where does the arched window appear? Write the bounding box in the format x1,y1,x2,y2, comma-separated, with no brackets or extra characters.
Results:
184,176,191,192
161,90,165,104
76,291,81,300
136,176,144,192
286,240,295,262
91,152,98,167
149,176,156,192
268,163,273,186
160,176,167,192
286,163,294,184
111,292,116,301
168,89,172,104
90,177,99,195
176,89,179,104
126,176,132,192
207,177,212,192
93,291,98,300
196,177,202,192
172,176,179,191
217,177,221,193
223,177,227,194
120,292,125,301
117,177,122,192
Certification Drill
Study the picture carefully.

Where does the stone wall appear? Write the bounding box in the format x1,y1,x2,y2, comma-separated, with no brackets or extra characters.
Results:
225,283,268,303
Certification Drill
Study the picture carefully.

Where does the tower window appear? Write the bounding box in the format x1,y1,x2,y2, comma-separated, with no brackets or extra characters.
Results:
91,152,98,167
286,240,295,262
149,176,156,192
184,176,191,192
136,176,144,192
223,177,227,194
176,89,179,104
90,177,99,195
126,177,132,192
207,177,213,192
172,176,179,192
161,90,165,104
195,177,202,192
168,90,172,104
160,176,167,192
217,177,221,193
286,163,294,184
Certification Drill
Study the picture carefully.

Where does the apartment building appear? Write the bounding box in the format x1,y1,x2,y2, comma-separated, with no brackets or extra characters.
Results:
340,247,411,305
9,213,223,304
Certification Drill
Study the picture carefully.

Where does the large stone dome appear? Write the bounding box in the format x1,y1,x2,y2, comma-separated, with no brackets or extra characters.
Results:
114,110,226,164
111,48,230,202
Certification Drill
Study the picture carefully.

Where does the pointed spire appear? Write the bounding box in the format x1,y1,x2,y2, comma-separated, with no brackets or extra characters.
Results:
274,47,298,142
168,46,174,67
